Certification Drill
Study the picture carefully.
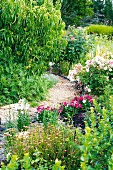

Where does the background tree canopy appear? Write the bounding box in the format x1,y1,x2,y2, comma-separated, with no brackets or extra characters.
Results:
53,0,113,27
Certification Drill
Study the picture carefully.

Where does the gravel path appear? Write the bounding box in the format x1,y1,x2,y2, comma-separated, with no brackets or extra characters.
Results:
0,75,76,163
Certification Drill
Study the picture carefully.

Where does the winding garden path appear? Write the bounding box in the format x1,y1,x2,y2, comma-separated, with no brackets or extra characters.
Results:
0,74,77,163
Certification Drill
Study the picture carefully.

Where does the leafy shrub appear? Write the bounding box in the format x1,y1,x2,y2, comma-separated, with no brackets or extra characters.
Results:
67,49,113,96
0,0,67,106
0,64,57,106
4,125,81,170
86,24,113,38
0,152,65,170
60,26,93,66
76,96,113,170
0,0,67,72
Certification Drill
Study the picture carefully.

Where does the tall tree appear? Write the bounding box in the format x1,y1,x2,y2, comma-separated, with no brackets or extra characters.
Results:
54,0,93,27
104,0,113,24
92,0,113,25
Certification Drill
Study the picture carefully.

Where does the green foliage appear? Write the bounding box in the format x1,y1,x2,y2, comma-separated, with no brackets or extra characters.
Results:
4,124,80,170
54,0,93,27
79,65,109,96
17,110,30,132
76,96,113,170
0,0,67,106
36,109,58,128
52,159,65,170
0,64,56,106
0,0,66,68
0,152,65,170
86,25,113,37
60,26,93,66
0,155,18,170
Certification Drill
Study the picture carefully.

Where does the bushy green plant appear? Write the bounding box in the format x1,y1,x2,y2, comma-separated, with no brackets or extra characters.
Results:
0,0,67,106
67,49,113,96
60,26,93,66
0,152,65,170
17,111,30,132
86,24,113,38
0,0,66,70
58,95,93,121
4,124,81,170
76,96,113,170
0,63,57,106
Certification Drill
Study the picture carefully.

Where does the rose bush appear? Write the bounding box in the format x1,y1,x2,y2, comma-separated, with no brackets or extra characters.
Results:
67,50,113,96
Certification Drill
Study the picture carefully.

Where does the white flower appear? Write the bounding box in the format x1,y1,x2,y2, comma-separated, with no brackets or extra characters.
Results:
49,62,54,67
83,100,86,103
86,67,89,72
104,66,107,70
109,68,112,72
88,88,91,92
6,152,11,160
67,70,76,82
24,103,30,111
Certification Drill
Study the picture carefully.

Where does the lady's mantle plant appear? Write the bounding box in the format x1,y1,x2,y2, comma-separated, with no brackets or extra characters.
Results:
59,95,93,121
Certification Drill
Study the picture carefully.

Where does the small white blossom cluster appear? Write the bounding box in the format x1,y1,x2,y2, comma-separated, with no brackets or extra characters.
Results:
14,99,30,113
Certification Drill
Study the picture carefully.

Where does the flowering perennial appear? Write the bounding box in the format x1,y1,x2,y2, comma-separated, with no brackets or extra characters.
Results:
67,52,113,82
37,105,55,113
59,95,93,119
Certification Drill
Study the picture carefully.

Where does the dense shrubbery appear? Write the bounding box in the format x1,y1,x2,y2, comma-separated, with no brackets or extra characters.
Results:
60,26,93,65
0,64,58,106
0,0,66,69
0,0,66,106
1,2,113,168
86,25,113,37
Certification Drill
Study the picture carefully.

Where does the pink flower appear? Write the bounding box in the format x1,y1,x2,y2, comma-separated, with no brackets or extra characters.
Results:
45,106,53,111
37,105,45,113
74,101,79,108
63,101,68,106
58,106,63,113
74,96,79,101
78,96,83,101
109,60,113,68
37,105,54,113
79,104,83,108
84,94,92,101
